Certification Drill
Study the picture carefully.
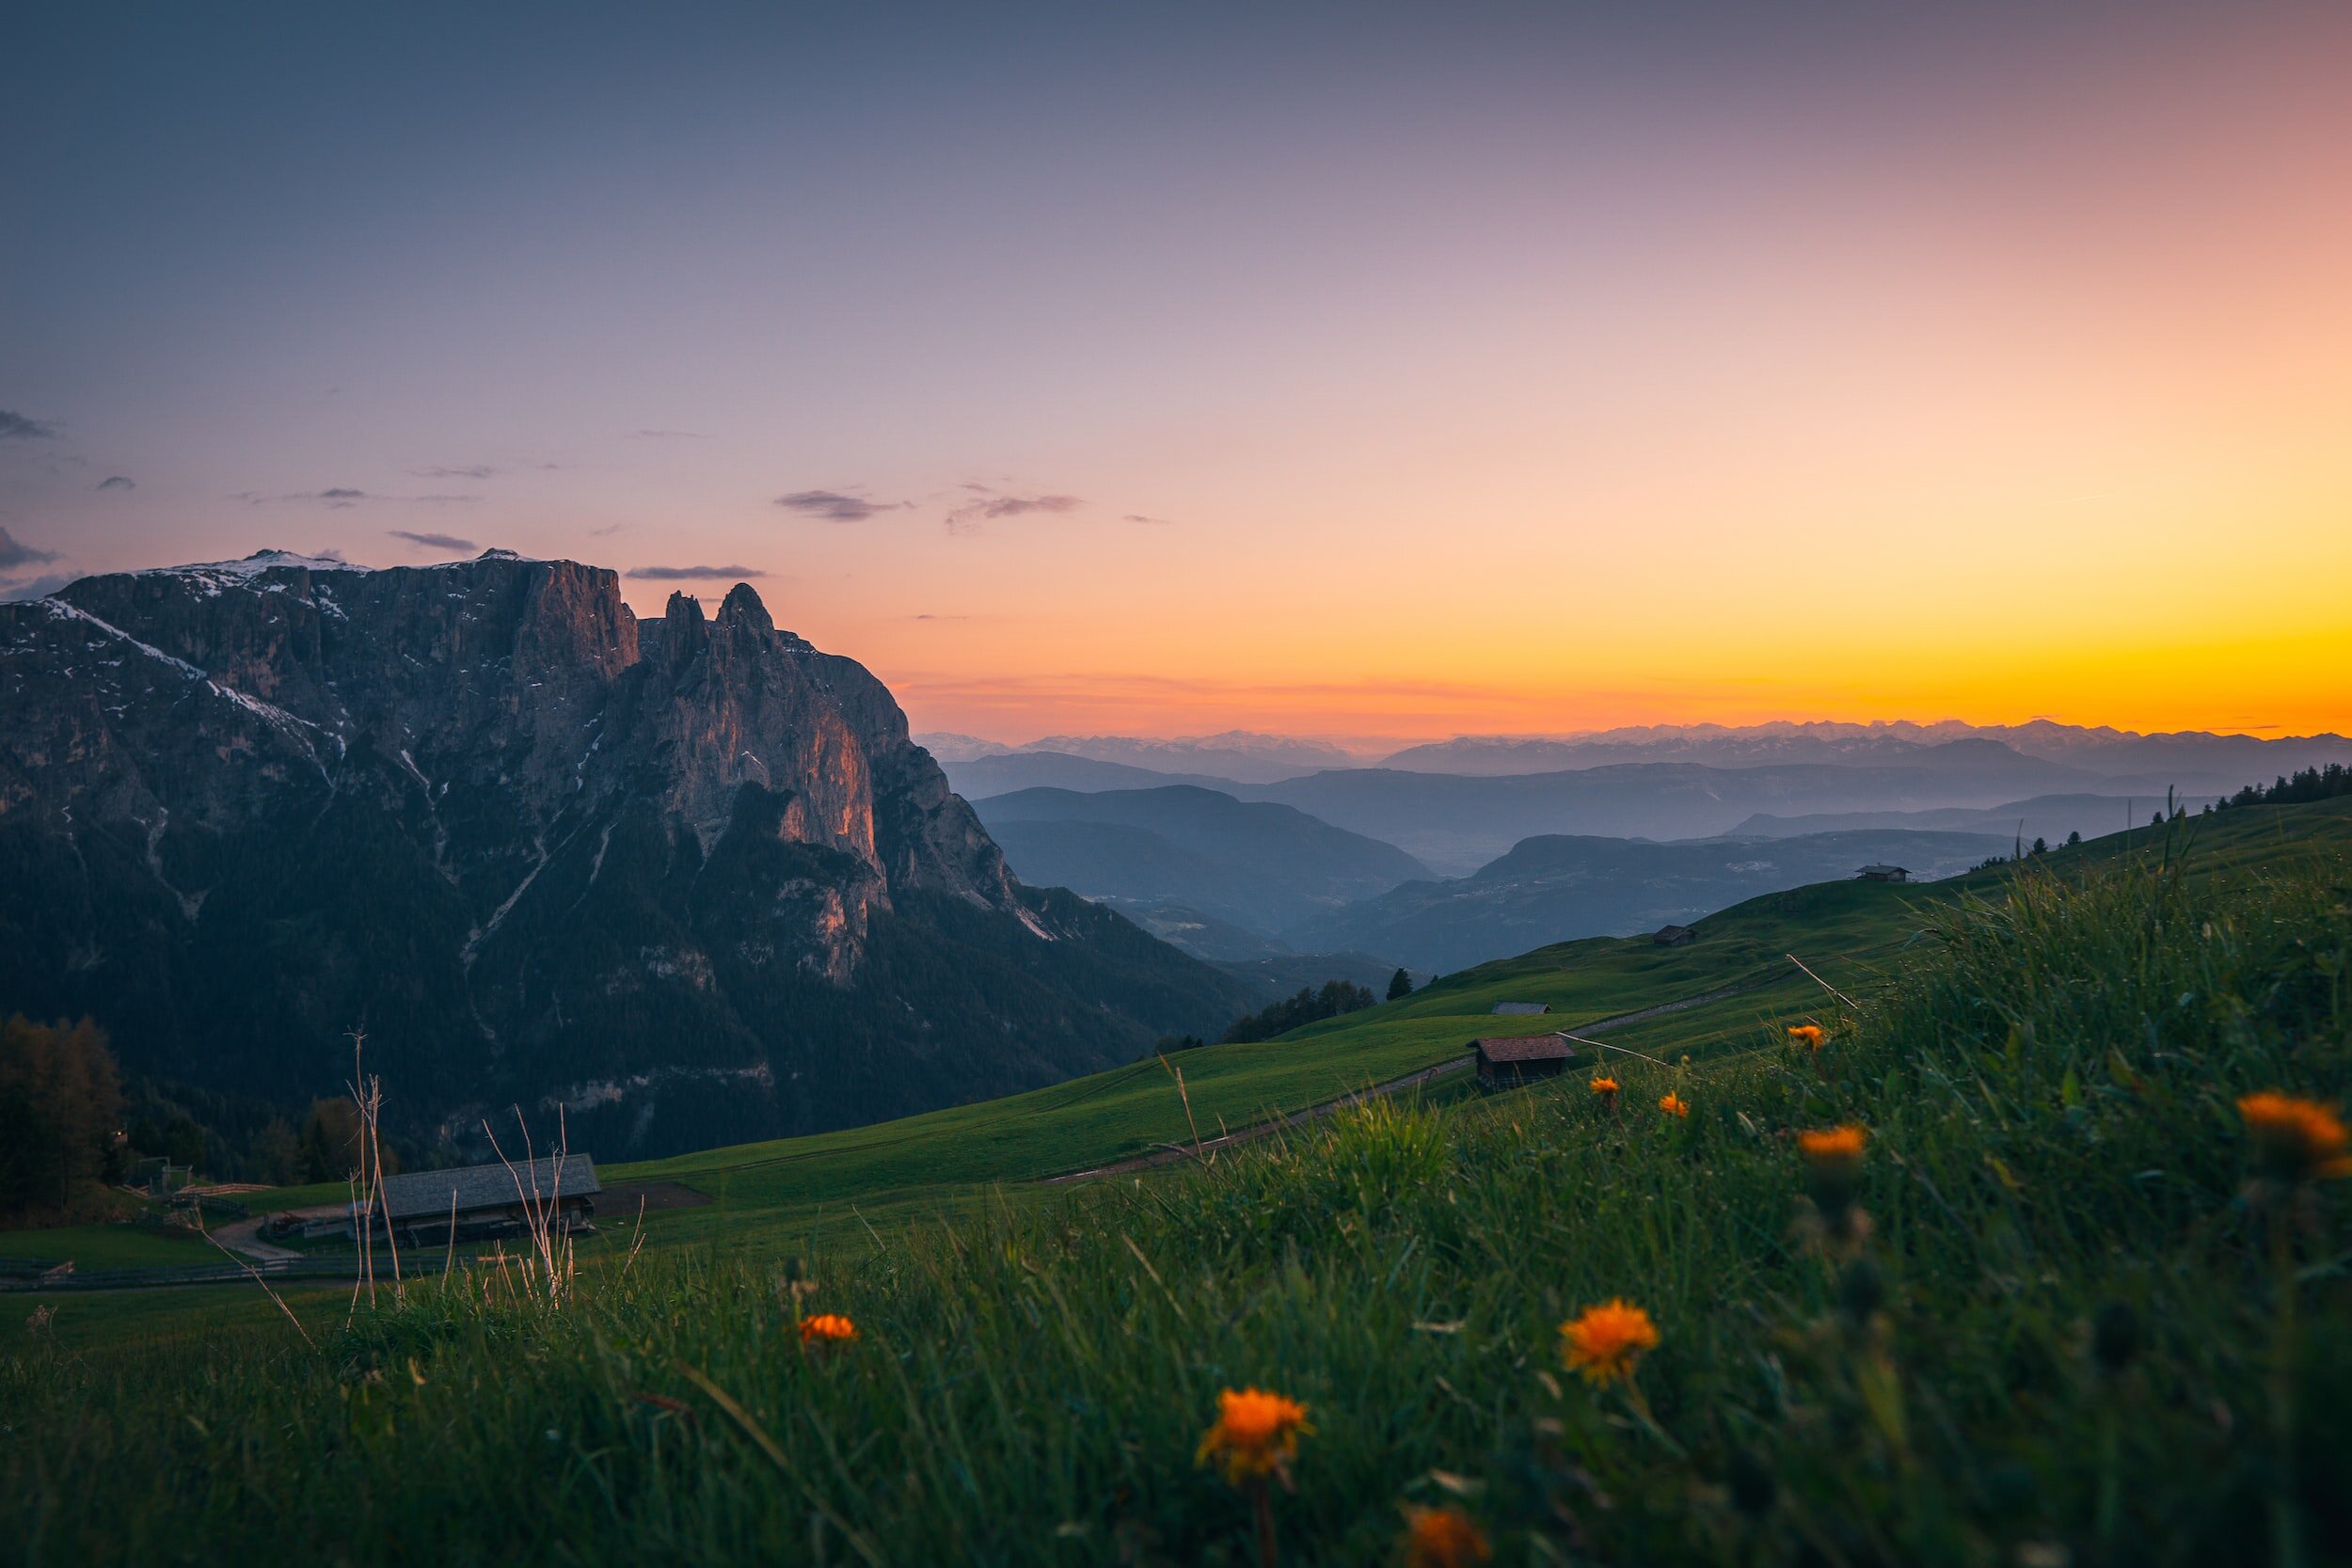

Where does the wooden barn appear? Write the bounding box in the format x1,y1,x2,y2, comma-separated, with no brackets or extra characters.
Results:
1652,924,1695,946
1473,1033,1575,1090
1490,1001,1550,1016
361,1155,601,1246
1857,863,1911,883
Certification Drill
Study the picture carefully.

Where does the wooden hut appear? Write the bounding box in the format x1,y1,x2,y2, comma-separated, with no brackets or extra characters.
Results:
1856,863,1911,883
361,1155,601,1246
1490,1001,1550,1016
1474,1033,1574,1090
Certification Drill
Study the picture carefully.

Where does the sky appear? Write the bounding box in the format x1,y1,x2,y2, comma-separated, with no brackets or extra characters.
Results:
4,2,2349,743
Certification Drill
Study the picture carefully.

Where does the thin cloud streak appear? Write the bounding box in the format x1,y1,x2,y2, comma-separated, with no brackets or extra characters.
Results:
776,489,905,522
946,486,1083,535
387,530,477,551
0,410,56,440
0,527,63,570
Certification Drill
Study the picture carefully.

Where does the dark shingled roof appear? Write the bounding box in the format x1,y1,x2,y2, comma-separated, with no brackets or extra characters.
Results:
1490,1001,1550,1016
377,1155,600,1222
1474,1034,1572,1064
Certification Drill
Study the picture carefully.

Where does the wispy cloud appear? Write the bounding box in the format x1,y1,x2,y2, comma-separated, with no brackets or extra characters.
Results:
0,409,56,440
240,487,479,509
775,488,906,523
624,563,767,580
97,475,135,491
0,527,61,570
946,484,1083,535
0,572,74,602
1123,513,1174,526
628,428,710,441
587,522,628,537
388,530,477,552
410,465,495,480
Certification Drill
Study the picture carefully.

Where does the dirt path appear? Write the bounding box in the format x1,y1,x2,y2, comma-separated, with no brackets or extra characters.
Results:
1040,967,1796,1185
206,1214,302,1261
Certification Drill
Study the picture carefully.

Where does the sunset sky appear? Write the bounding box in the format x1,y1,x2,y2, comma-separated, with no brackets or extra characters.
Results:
4,4,2348,741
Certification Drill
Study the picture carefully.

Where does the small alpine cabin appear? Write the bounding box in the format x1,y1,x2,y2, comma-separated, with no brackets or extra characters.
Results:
1474,1033,1574,1090
1652,924,1695,946
1857,863,1911,883
1490,1001,1550,1016
360,1155,601,1246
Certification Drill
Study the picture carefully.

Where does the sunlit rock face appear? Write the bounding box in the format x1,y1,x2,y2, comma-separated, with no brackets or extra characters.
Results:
0,551,1246,1157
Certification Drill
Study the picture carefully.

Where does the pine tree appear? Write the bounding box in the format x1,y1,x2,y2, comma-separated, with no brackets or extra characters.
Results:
1387,968,1412,1001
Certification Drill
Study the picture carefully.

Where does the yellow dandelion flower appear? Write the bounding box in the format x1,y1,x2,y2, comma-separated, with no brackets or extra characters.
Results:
1402,1503,1492,1567
1560,1298,1660,1386
1788,1024,1826,1050
1197,1386,1312,1484
1659,1093,1690,1118
1590,1076,1619,1099
2238,1092,2352,1183
799,1312,859,1346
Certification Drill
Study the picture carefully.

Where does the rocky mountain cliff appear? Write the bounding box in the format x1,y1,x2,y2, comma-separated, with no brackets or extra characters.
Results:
0,550,1251,1157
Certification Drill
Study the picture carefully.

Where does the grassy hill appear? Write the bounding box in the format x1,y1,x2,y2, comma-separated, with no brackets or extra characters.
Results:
4,798,2348,1562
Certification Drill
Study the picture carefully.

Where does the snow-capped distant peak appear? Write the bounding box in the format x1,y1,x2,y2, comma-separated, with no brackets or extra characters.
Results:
145,548,370,581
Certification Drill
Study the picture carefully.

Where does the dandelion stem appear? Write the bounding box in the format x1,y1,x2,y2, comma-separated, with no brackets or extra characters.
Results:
2267,1209,2306,1568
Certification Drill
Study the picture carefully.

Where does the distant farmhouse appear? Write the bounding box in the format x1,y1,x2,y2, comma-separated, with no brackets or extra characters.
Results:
298,1155,601,1246
1473,1033,1574,1090
1651,924,1696,946
1857,863,1911,883
1490,1001,1550,1016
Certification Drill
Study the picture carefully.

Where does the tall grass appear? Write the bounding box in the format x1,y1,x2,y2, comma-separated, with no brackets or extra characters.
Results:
4,847,2346,1565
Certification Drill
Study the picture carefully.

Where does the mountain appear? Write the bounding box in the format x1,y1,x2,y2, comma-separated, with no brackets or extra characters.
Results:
1016,732,1356,784
936,751,1242,799
1380,721,2352,789
1729,792,2217,844
919,731,1355,785
1286,828,2010,973
1241,752,2090,875
972,784,1429,937
0,550,1253,1159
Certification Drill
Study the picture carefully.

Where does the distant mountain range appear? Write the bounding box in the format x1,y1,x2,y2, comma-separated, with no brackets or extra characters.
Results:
938,751,1247,799
1377,721,2352,783
1288,829,2010,973
933,724,2344,876
918,730,1352,784
1241,752,2094,875
972,784,1429,936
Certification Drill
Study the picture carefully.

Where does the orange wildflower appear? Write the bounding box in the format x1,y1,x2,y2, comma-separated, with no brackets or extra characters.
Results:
799,1312,859,1346
1590,1076,1619,1100
1788,1024,1826,1050
2238,1092,2352,1183
1197,1386,1312,1484
1401,1503,1492,1567
1560,1298,1660,1386
1659,1093,1690,1118
1798,1124,1868,1171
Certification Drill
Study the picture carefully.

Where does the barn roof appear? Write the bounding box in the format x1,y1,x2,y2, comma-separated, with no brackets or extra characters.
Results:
376,1155,599,1222
1490,1001,1550,1016
1475,1034,1572,1063
1857,863,1910,876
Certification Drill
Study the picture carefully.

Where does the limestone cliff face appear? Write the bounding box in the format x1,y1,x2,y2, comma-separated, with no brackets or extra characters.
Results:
0,550,1242,1156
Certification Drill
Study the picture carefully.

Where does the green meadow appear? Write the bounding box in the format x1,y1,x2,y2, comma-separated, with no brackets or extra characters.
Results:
4,797,2348,1562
